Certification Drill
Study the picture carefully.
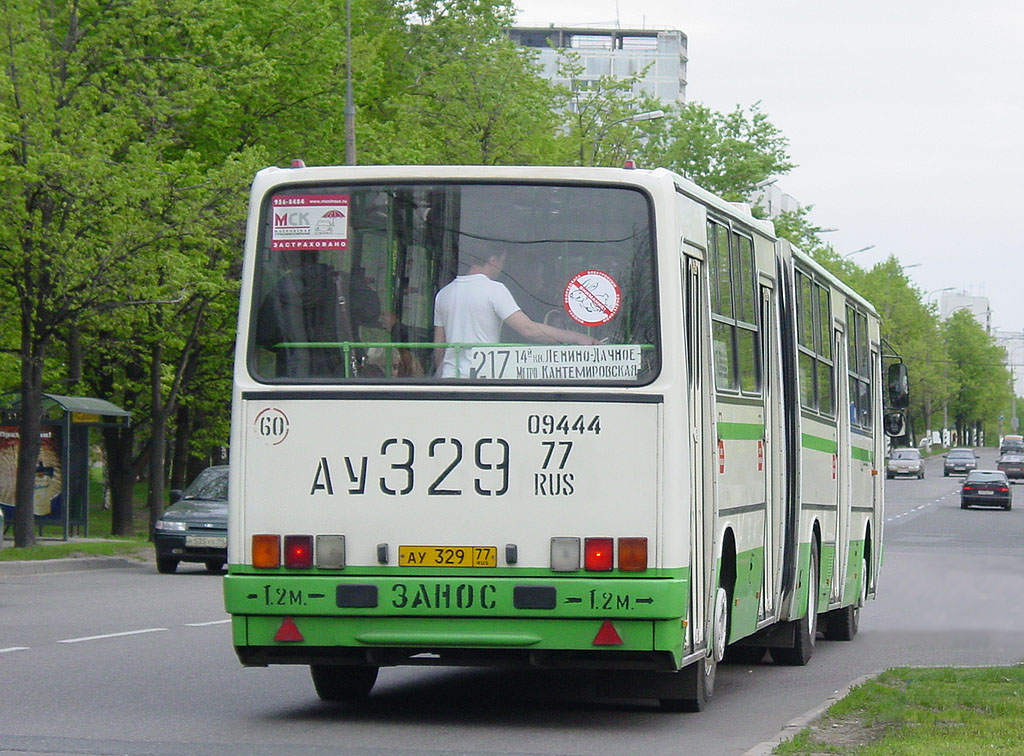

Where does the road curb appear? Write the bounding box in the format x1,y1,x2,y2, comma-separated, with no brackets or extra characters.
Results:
741,670,883,756
0,556,149,576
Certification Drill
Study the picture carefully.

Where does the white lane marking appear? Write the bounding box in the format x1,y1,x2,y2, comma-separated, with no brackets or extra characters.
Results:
58,628,167,644
1,646,30,653
885,489,960,522
185,619,231,627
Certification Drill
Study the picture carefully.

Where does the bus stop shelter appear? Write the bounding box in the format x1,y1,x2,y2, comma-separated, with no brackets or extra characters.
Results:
0,393,131,540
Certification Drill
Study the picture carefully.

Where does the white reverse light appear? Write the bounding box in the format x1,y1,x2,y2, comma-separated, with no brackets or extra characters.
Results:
315,535,346,569
550,537,581,572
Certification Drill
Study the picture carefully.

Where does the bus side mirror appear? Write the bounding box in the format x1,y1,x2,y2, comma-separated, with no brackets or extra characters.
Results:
887,363,909,410
883,411,906,438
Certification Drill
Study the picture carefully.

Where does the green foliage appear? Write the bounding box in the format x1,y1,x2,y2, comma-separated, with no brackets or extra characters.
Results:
943,310,1013,438
773,206,833,258
552,49,667,166
651,102,794,200
835,257,954,440
384,4,563,164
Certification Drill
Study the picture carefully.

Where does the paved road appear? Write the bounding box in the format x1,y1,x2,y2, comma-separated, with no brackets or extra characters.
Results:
3,447,1023,756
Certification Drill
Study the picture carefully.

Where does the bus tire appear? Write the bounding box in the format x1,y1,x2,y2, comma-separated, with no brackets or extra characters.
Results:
770,545,818,666
824,556,866,641
660,584,727,712
310,665,378,702
660,656,712,712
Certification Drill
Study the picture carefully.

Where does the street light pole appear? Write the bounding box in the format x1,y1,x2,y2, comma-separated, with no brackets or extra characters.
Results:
344,0,356,166
926,287,955,311
842,244,875,259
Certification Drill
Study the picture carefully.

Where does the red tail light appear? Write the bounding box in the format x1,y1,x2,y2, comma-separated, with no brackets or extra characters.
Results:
584,538,614,571
284,535,314,569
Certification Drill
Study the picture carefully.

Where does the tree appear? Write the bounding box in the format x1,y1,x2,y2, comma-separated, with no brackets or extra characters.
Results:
551,50,667,166
381,2,563,164
828,257,953,442
648,102,794,200
943,310,1013,445
0,0,263,544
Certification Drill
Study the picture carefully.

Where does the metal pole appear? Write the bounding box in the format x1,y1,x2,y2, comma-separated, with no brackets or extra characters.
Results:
345,0,356,166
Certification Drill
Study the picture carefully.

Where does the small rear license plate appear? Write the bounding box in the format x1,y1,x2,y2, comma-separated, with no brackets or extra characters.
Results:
398,546,497,567
978,490,994,495
185,535,227,548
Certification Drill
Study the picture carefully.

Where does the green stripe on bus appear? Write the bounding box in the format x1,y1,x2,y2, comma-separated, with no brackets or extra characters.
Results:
851,446,873,462
802,433,838,454
718,422,764,440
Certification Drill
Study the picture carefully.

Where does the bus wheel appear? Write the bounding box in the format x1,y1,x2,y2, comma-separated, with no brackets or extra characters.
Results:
771,546,818,665
310,665,379,702
824,555,866,641
660,585,727,712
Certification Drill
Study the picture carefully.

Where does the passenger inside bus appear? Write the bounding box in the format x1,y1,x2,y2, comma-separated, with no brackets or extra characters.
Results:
433,245,600,378
255,249,381,377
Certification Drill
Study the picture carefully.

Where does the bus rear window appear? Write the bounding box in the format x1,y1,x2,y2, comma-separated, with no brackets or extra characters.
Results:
249,182,658,384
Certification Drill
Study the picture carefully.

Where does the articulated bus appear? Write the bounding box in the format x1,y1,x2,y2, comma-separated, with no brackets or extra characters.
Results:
224,164,907,711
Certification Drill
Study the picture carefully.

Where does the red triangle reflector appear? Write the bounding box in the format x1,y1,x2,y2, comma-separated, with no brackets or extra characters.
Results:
593,620,624,646
274,617,304,642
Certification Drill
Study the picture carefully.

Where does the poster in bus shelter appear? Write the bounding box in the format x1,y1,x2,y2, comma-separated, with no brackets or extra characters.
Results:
0,425,64,523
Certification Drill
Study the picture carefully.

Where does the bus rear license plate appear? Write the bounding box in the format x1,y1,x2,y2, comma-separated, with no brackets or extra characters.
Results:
185,535,227,548
398,546,497,567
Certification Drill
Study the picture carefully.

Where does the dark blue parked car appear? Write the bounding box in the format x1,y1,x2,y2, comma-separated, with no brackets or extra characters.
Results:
152,466,228,574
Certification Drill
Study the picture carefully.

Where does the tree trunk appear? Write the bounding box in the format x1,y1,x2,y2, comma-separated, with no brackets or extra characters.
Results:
170,401,191,491
148,342,166,532
13,338,45,548
102,425,137,537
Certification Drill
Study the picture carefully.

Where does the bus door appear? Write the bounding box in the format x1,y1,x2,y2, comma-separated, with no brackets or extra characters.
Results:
833,325,851,603
759,283,777,618
684,252,714,650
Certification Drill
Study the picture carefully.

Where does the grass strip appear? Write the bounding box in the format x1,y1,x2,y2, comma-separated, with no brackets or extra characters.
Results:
776,665,1024,755
0,538,150,561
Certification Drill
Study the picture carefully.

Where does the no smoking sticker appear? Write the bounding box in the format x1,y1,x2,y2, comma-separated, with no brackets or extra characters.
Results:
564,270,622,326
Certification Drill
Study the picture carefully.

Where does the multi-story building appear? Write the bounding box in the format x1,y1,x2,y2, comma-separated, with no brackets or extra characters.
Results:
509,26,687,104
748,182,802,218
994,328,1024,398
940,292,991,332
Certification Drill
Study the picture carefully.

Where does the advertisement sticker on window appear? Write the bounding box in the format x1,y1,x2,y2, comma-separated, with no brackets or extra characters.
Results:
272,195,349,250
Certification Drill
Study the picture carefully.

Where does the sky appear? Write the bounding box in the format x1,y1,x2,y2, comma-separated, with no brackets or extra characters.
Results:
512,0,1024,335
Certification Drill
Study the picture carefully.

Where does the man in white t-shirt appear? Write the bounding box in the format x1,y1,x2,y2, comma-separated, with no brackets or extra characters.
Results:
433,251,599,378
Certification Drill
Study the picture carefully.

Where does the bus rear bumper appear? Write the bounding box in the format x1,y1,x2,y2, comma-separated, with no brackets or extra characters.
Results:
231,614,685,671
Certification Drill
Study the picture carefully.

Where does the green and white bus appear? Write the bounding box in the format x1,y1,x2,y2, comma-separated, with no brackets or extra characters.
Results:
224,163,907,711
